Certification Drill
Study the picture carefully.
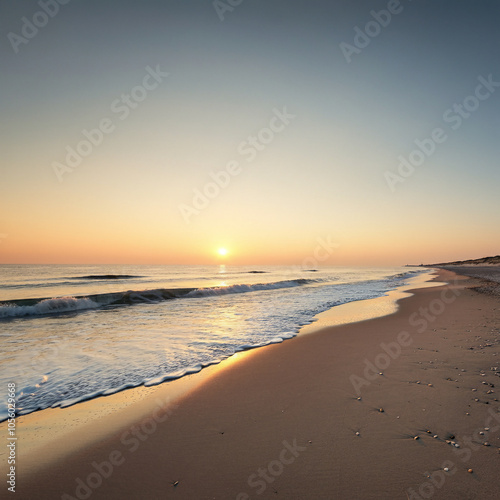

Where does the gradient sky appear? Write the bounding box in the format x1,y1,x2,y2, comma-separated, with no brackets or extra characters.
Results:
1,0,499,265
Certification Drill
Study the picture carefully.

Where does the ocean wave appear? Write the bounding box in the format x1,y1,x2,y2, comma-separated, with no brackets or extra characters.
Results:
0,297,100,319
0,281,77,290
185,278,316,297
0,275,144,291
0,278,319,319
386,270,421,281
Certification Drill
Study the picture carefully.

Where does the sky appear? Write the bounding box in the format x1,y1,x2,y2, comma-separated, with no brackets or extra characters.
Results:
1,0,499,266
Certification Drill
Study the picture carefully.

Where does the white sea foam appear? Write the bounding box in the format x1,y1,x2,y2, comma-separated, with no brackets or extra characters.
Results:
0,296,100,319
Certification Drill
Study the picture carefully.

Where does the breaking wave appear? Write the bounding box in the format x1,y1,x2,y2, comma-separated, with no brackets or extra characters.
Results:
0,297,100,319
0,279,319,319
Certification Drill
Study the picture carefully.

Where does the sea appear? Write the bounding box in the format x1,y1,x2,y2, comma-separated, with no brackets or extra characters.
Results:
0,264,425,421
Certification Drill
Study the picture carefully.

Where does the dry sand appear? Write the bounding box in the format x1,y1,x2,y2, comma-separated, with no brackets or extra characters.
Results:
12,270,500,499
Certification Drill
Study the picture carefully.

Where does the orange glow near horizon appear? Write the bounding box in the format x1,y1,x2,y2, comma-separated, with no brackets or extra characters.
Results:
0,221,498,267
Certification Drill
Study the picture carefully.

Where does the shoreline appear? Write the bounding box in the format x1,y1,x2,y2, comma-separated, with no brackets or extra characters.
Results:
3,270,436,463
9,269,500,498
0,268,423,426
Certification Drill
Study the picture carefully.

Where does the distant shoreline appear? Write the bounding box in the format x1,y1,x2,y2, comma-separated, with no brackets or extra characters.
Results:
426,254,500,267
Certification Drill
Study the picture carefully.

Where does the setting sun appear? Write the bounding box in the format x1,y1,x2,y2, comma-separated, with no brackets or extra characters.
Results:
217,248,228,257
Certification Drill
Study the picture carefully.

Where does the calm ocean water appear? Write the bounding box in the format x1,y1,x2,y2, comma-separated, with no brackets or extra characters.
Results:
0,264,423,420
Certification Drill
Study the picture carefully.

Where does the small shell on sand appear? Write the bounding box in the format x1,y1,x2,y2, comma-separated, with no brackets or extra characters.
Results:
443,467,449,472
355,431,360,436
468,469,473,473
433,435,438,439
428,383,433,387
413,436,419,440
378,408,384,412
483,442,490,446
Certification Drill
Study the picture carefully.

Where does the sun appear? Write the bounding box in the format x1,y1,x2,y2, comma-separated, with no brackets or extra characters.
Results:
217,247,229,257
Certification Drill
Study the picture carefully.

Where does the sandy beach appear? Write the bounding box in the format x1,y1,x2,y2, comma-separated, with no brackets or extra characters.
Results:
11,269,500,499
